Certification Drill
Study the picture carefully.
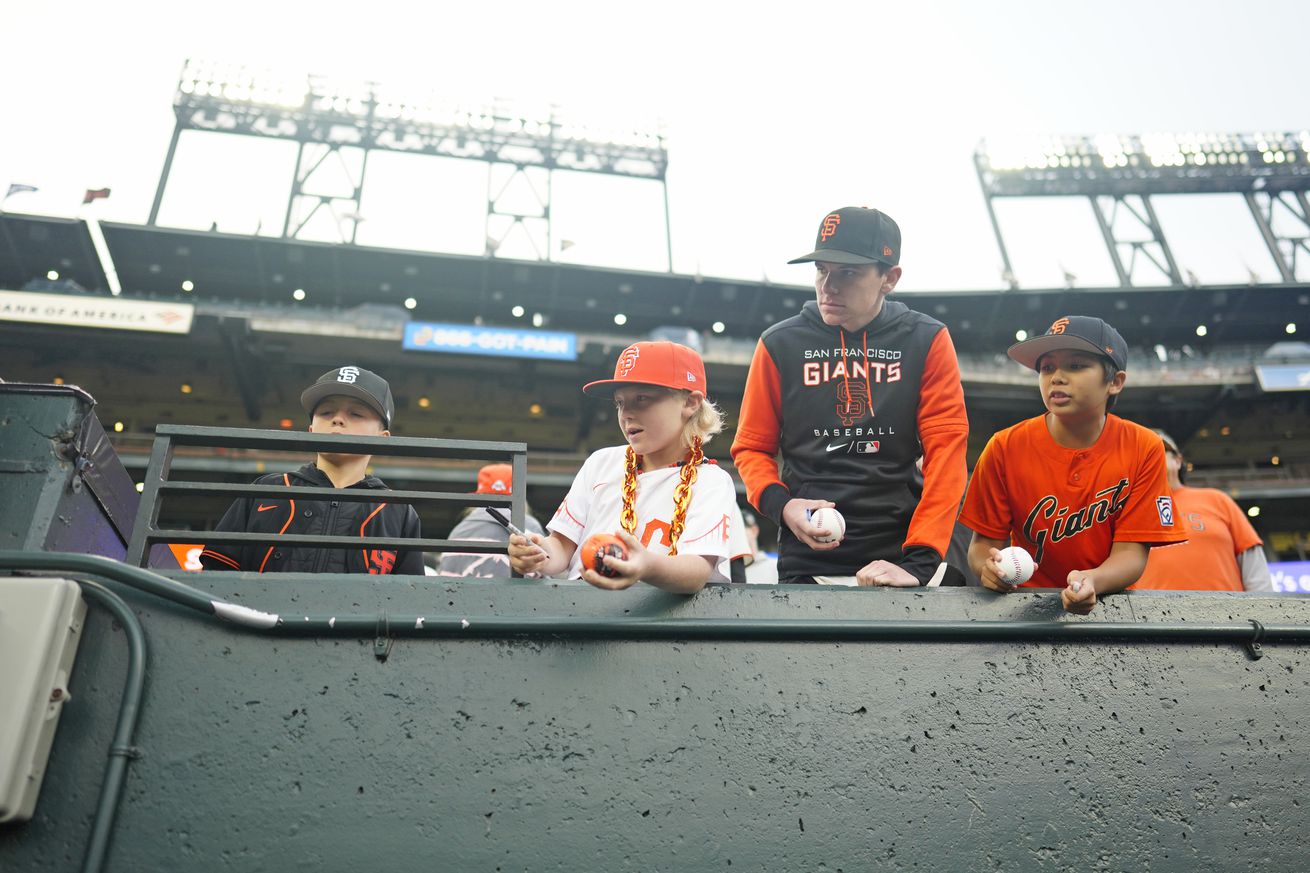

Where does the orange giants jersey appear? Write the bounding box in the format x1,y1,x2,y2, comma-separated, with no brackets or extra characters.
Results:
959,414,1185,588
1132,486,1262,591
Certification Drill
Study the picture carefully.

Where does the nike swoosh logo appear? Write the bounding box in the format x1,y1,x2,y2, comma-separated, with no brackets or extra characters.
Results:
825,442,849,452
257,504,279,512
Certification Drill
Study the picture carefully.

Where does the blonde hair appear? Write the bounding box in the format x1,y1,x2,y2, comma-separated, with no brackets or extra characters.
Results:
679,391,724,449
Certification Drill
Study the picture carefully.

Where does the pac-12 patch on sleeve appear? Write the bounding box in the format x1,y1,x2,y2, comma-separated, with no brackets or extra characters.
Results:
1156,495,1175,527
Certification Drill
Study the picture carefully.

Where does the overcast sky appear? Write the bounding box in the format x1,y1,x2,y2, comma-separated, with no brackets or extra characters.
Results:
4,0,1308,292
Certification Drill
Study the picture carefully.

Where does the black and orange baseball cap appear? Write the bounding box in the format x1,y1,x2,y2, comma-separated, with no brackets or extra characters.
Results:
788,206,901,267
300,365,395,427
1007,316,1128,372
582,341,708,397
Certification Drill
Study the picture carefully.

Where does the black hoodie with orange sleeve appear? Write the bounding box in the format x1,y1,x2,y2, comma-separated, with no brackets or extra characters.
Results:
199,463,423,575
731,300,968,582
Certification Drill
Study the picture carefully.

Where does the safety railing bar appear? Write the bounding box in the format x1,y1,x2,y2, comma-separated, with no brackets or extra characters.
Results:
152,425,525,459
148,530,506,552
154,482,508,505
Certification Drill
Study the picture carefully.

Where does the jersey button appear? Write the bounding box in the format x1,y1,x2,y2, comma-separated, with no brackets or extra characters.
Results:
304,510,314,517
1072,473,1081,481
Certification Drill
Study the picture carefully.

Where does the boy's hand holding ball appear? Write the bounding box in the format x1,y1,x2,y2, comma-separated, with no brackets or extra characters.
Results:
994,546,1035,586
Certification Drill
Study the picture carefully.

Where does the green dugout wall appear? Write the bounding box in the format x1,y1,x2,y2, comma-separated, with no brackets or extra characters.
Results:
2,383,1308,870
2,573,1308,871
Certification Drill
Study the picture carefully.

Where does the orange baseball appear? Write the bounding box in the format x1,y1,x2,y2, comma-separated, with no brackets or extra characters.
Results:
581,533,627,578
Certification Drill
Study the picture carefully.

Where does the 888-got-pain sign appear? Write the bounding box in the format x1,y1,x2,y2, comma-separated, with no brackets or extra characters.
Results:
403,321,577,361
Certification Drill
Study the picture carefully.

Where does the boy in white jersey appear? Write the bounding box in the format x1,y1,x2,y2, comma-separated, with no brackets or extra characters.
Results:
507,341,737,592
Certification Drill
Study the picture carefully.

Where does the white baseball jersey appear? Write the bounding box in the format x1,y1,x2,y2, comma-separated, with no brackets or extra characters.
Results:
549,445,737,582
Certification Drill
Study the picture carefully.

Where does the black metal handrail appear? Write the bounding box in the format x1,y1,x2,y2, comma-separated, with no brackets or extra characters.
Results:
125,425,528,570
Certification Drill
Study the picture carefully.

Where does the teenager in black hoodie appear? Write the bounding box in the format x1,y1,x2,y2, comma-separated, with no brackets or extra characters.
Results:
732,207,968,586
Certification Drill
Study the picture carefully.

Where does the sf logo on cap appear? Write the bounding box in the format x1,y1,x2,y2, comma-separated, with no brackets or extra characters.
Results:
337,366,361,384
1048,318,1070,335
820,214,841,241
616,345,641,377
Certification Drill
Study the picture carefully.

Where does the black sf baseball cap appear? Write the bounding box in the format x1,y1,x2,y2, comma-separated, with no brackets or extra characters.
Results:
788,206,901,267
300,365,395,428
1007,316,1129,372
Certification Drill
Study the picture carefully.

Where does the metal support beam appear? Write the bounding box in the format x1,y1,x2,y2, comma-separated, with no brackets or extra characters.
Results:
217,317,265,422
974,156,1018,289
1088,194,1183,287
148,123,184,226
284,144,365,243
152,62,672,262
485,163,550,260
1244,191,1310,283
663,179,674,273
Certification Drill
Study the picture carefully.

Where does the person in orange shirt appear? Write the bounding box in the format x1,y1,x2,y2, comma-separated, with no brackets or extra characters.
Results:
959,316,1185,613
1132,430,1273,592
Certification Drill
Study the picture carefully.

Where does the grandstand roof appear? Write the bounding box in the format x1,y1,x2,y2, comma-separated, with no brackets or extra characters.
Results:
5,215,1308,353
0,213,108,292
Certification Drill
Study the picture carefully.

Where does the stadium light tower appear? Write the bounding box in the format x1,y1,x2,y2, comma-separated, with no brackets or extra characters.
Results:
976,131,1310,287
148,60,674,268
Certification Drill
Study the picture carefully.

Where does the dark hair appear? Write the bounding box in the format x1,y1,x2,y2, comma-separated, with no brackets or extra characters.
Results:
1097,356,1120,410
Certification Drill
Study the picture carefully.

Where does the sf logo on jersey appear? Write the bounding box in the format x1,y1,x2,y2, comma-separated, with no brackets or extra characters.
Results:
835,381,870,426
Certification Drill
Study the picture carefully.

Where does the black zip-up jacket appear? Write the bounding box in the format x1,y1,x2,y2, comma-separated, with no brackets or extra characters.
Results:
199,464,423,575
731,300,969,581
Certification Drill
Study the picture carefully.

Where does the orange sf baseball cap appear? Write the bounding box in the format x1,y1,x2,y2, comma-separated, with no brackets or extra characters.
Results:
476,463,513,494
582,341,708,397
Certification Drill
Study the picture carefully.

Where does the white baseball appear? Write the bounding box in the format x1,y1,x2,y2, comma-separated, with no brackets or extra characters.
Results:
995,546,1035,586
808,507,846,544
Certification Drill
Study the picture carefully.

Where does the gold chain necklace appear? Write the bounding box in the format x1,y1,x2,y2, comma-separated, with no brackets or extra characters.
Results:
620,436,703,556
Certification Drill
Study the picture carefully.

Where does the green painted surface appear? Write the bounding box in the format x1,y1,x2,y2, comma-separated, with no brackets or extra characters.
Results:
3,575,1308,871
0,387,130,559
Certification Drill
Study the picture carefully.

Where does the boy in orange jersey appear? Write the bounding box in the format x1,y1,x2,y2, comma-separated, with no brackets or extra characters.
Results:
1132,430,1272,591
199,365,423,575
959,316,1184,613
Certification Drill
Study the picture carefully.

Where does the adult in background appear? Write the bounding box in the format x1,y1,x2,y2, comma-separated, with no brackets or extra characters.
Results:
741,508,779,584
438,463,544,578
731,206,969,586
1132,430,1273,592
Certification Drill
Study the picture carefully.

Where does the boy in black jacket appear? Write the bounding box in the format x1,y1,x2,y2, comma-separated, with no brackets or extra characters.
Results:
199,365,423,574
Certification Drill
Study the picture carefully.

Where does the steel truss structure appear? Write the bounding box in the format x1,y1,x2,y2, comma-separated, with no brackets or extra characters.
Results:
976,131,1310,288
148,60,673,267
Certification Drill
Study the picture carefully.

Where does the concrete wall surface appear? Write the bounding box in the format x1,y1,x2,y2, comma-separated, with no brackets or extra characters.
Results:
3,576,1308,872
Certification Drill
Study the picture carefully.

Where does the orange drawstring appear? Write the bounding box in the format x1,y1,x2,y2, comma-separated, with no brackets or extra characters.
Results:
839,330,851,404
863,330,871,404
